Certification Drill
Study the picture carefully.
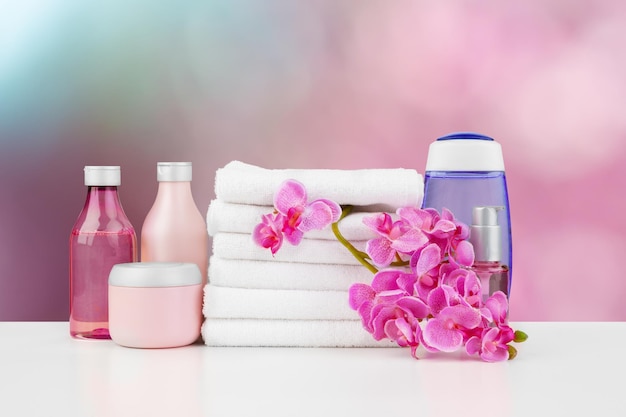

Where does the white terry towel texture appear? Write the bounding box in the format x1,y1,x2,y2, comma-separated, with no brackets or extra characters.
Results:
207,199,386,241
212,232,367,266
201,318,394,347
208,257,375,291
203,285,357,320
202,161,424,347
214,161,424,209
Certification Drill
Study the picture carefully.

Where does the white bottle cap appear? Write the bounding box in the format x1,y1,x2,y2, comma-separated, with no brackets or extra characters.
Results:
157,162,192,182
425,132,505,172
84,166,121,186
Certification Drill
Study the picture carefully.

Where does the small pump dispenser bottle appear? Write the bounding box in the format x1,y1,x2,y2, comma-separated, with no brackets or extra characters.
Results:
141,162,208,309
469,206,509,301
69,166,137,339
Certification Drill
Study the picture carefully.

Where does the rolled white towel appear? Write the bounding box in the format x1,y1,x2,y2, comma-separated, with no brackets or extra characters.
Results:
214,161,423,209
212,232,366,266
203,284,357,320
208,256,374,291
207,199,385,241
201,318,394,347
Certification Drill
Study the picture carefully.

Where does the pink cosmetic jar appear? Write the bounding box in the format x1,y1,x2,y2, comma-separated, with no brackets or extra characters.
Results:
108,262,202,348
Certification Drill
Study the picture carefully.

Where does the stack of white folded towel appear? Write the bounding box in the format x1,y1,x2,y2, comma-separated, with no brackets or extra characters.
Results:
202,161,424,347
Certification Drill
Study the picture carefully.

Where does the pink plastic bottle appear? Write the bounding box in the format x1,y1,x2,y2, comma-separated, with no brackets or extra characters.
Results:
141,162,208,308
70,166,137,339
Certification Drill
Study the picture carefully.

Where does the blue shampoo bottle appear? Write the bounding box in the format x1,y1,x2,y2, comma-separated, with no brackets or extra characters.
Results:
422,132,512,297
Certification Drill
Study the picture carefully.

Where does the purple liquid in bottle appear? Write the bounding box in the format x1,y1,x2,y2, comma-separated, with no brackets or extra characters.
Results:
70,168,137,339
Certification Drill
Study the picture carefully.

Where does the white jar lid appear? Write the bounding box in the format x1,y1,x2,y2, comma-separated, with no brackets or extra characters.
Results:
425,132,505,172
157,162,192,182
109,262,201,287
84,166,121,186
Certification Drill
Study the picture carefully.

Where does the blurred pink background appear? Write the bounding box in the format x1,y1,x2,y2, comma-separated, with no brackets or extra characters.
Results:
1,1,625,321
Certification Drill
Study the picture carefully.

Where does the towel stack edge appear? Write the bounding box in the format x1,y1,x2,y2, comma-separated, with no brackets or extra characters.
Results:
201,318,395,348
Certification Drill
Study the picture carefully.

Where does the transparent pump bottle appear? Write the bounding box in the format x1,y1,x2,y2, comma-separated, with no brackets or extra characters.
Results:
468,206,509,300
422,132,512,297
70,166,137,339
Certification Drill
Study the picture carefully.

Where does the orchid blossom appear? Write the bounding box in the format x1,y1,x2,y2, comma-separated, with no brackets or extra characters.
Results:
422,304,482,352
253,180,527,361
273,179,341,245
253,179,340,253
362,213,428,267
252,212,285,255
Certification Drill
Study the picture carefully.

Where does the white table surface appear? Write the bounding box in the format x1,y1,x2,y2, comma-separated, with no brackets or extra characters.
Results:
0,321,624,417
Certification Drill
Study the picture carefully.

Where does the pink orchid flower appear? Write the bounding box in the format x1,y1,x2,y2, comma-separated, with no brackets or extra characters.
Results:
273,179,341,245
362,213,429,267
348,283,376,330
466,326,515,362
451,240,475,267
349,269,423,332
349,270,428,351
398,207,454,237
411,243,443,299
362,213,405,266
369,294,428,339
437,208,474,267
452,269,482,308
384,316,423,358
426,284,461,315
485,291,509,325
422,304,482,352
370,268,416,294
439,268,485,311
252,212,285,255
401,207,473,267
373,296,428,358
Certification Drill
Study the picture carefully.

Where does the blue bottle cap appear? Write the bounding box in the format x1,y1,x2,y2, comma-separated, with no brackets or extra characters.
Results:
437,132,494,141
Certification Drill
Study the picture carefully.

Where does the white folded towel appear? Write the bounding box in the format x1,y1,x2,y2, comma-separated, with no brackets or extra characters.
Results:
203,285,357,320
208,257,374,291
215,161,423,209
212,232,366,265
207,199,385,241
201,318,394,347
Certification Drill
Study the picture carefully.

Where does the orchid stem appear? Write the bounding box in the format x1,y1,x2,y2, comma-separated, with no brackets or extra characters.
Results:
391,253,410,267
332,205,378,274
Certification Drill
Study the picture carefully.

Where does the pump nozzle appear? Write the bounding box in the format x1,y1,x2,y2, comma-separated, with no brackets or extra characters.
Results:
469,206,503,262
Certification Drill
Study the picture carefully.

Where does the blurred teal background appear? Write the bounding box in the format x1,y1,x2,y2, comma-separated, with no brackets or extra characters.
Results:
2,1,626,321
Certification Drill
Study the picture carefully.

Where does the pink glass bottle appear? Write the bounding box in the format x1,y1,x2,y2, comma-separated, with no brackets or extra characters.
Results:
70,166,137,339
468,206,509,302
141,162,208,308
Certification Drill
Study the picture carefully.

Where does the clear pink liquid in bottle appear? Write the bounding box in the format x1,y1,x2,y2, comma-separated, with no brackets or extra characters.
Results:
141,162,208,310
70,166,137,339
472,261,509,302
